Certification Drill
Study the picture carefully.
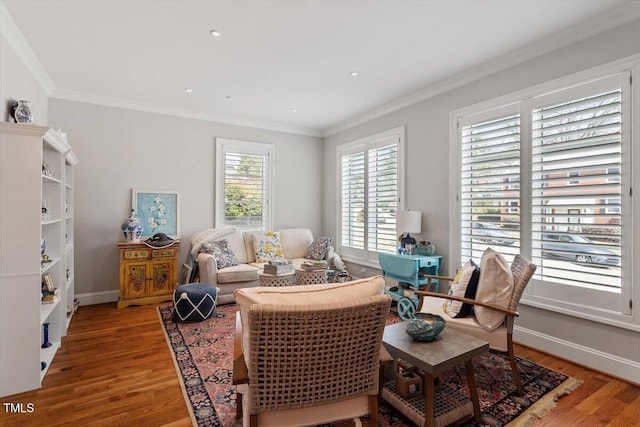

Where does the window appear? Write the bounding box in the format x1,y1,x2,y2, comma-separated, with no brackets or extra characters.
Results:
338,127,404,265
453,63,635,325
215,138,272,230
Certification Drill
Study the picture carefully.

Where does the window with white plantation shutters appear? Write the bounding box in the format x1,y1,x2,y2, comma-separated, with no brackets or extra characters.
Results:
341,151,365,250
338,128,404,265
215,139,272,230
460,111,521,265
531,80,622,291
452,66,634,323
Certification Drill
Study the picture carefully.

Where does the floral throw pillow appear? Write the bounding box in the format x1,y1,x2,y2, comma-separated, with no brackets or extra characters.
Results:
254,231,284,263
305,236,333,260
200,239,238,270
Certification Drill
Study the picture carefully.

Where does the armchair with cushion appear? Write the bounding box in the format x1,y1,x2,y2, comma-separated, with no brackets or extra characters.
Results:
233,276,391,427
416,251,536,395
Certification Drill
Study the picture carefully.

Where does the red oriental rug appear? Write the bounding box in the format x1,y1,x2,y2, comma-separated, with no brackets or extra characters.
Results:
158,304,580,427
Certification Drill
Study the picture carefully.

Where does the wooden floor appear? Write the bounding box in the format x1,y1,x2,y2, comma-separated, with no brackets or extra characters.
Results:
3,302,639,427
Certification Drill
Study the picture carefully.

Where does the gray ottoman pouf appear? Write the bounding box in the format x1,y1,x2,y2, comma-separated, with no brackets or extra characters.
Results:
172,283,218,322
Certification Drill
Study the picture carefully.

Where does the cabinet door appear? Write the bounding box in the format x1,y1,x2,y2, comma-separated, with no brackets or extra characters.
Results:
149,260,174,296
122,262,149,300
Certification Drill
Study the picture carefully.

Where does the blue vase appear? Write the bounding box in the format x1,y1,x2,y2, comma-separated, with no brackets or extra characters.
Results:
41,237,46,256
121,209,144,242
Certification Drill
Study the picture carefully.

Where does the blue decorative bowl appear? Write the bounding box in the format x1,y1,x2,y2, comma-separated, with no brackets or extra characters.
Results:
405,313,446,342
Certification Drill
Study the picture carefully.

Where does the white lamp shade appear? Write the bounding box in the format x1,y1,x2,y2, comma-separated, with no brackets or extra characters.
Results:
397,210,422,234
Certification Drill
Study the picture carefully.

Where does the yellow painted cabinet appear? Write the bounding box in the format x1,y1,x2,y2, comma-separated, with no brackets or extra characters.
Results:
118,242,179,308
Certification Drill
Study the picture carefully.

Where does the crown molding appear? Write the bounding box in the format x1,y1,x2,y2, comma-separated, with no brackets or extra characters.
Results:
0,1,55,95
50,89,322,137
322,2,640,137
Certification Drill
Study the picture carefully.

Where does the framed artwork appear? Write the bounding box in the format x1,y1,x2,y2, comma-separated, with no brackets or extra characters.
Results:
132,189,180,238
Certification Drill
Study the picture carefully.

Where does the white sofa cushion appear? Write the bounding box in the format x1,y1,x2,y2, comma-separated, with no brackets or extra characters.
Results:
475,248,514,331
279,228,314,259
217,264,260,284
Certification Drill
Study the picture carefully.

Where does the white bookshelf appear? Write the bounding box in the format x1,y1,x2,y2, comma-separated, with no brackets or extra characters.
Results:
0,123,77,397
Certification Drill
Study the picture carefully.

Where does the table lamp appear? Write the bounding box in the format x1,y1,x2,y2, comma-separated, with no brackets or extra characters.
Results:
397,210,422,250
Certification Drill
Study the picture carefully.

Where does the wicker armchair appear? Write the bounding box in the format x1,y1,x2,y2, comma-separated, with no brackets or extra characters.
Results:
416,254,536,395
233,277,391,427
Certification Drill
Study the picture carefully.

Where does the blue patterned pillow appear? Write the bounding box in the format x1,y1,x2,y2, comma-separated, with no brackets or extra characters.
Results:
200,239,238,269
305,236,333,260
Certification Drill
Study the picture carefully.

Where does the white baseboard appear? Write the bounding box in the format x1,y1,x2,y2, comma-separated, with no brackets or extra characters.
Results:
76,290,119,307
514,325,640,385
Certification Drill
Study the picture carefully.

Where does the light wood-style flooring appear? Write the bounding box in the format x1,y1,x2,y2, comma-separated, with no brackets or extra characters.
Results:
2,302,639,426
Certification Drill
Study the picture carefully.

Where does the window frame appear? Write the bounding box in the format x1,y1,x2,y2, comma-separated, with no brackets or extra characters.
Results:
336,126,405,267
449,56,639,331
215,138,273,230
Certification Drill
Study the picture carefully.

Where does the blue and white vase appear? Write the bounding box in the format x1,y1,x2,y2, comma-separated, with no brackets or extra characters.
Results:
121,209,144,243
41,237,46,256
13,100,33,124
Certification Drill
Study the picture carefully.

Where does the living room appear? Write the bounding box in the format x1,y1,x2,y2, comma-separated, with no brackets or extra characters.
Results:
1,0,639,425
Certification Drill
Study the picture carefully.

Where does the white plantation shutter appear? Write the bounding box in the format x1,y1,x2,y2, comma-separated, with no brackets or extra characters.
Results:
341,150,365,250
531,76,622,290
460,109,521,264
339,128,403,264
215,139,272,230
454,68,633,320
368,142,398,254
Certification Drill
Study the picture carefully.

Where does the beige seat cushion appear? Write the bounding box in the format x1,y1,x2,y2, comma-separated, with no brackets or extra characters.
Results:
420,295,508,352
216,264,260,284
235,276,386,369
475,248,514,331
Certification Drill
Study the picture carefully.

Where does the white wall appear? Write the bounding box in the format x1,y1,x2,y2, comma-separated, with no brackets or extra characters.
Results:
47,99,322,302
0,35,48,125
323,20,640,382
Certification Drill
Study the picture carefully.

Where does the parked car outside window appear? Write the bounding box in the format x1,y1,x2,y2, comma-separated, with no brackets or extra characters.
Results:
541,234,620,266
472,222,515,246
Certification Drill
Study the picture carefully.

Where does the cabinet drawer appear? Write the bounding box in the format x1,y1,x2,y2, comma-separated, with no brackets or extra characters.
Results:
151,248,176,259
123,249,150,260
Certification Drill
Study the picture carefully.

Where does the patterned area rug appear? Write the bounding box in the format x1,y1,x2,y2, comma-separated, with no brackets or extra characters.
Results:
158,304,580,427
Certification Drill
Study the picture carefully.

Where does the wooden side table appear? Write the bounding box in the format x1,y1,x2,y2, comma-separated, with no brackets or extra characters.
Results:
118,241,180,308
295,268,328,285
258,271,296,287
381,322,489,427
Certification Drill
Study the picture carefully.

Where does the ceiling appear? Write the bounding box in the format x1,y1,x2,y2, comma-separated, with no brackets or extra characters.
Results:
1,0,637,136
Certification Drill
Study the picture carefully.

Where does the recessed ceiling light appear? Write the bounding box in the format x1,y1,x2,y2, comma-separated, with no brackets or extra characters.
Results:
350,71,359,77
225,95,231,99
210,29,221,37
184,88,193,93
291,108,297,113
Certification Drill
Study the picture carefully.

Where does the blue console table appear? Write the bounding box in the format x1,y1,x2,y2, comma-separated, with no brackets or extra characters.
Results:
378,252,443,320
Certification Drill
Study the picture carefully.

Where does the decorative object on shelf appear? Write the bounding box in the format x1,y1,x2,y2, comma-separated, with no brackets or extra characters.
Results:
42,162,52,177
121,209,144,242
132,189,181,238
417,240,436,256
12,100,34,123
41,254,51,266
41,237,46,256
42,272,55,294
143,232,176,248
41,323,52,349
405,313,446,342
397,210,422,254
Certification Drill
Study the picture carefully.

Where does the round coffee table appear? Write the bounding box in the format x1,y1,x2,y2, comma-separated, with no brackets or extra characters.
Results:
295,268,328,285
259,271,297,287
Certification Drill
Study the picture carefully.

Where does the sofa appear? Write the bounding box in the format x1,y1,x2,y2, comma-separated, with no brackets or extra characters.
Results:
191,228,344,304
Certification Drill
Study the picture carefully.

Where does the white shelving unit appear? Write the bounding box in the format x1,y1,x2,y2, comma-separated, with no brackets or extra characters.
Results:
0,123,77,397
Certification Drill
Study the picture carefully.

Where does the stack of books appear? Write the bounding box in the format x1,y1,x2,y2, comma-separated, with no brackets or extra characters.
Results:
300,260,328,271
263,259,293,275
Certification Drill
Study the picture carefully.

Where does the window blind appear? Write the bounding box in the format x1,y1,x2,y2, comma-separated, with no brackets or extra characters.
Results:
341,151,365,250
367,143,398,254
460,113,521,263
223,151,267,230
531,88,622,289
